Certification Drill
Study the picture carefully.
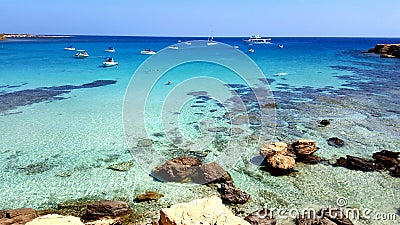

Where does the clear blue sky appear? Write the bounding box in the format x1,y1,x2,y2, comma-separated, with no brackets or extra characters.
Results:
1,0,400,37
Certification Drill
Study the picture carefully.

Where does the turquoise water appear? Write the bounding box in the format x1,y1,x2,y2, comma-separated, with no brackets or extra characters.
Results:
1,36,399,224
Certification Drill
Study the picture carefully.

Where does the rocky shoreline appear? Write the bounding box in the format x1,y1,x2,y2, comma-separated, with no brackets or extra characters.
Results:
366,43,400,58
1,33,72,39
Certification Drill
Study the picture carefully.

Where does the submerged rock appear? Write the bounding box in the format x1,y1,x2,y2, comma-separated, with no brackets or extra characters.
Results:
344,155,376,171
26,214,84,225
134,191,164,202
319,119,331,127
218,183,250,204
0,208,37,225
85,200,130,220
327,137,345,148
107,161,134,172
152,156,232,184
372,150,400,169
159,196,250,225
244,208,276,225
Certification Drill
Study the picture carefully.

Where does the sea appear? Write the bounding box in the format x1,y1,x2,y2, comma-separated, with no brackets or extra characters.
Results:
0,36,399,224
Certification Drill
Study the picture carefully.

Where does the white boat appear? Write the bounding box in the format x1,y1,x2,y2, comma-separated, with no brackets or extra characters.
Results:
74,50,89,58
233,45,239,49
140,48,157,55
103,57,118,67
64,45,75,51
105,47,115,52
278,44,284,49
243,35,271,45
184,41,192,45
248,48,254,53
207,35,217,46
168,45,179,50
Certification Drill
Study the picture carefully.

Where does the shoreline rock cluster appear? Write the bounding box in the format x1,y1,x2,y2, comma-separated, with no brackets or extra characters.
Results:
259,140,322,175
334,150,400,177
367,44,400,58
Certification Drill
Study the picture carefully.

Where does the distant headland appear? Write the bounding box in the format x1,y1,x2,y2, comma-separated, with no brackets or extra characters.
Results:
367,43,400,58
0,33,72,40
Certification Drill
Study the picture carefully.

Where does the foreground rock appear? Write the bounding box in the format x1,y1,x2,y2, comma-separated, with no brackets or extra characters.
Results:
334,150,400,177
218,183,250,204
292,139,318,156
159,196,251,225
367,44,400,58
244,208,276,225
26,214,84,225
85,200,130,220
297,208,354,225
327,137,345,148
0,208,37,225
152,156,232,184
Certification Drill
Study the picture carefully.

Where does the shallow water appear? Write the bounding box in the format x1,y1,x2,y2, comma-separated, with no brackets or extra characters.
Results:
0,36,399,224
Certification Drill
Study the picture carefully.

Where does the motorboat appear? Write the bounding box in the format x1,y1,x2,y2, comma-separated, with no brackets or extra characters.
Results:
207,36,217,46
184,41,192,45
74,50,89,58
168,45,179,50
105,47,115,52
103,57,118,67
140,48,157,55
233,45,239,49
64,45,76,51
278,44,284,49
247,48,254,53
243,35,271,45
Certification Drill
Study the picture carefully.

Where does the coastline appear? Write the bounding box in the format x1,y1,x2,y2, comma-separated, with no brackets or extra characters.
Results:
2,33,73,38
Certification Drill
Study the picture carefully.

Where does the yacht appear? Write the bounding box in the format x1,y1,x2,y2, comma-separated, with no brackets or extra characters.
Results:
64,45,76,51
140,48,157,55
207,36,217,46
168,45,179,50
184,41,192,45
103,57,118,67
243,35,271,45
74,50,89,58
247,48,255,53
105,47,115,52
233,45,239,49
278,44,284,49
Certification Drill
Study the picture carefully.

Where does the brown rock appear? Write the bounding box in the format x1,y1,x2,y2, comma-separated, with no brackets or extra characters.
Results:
218,183,250,204
85,200,130,220
346,155,376,171
266,154,295,171
391,166,400,177
260,142,288,158
195,162,232,184
152,159,197,182
135,191,164,202
244,208,276,225
372,150,400,169
327,137,345,148
0,208,37,225
170,156,202,166
292,139,318,155
367,44,400,58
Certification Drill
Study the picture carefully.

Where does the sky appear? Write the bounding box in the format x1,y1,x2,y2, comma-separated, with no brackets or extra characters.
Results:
1,0,400,37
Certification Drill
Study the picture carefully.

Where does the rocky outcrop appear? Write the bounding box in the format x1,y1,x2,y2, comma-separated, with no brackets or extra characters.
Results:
152,156,232,184
135,191,164,202
260,140,320,175
319,119,330,127
0,208,37,225
367,44,400,58
159,196,251,225
218,183,250,204
26,214,84,225
84,200,130,220
297,208,354,225
0,34,6,41
334,150,400,177
244,208,276,225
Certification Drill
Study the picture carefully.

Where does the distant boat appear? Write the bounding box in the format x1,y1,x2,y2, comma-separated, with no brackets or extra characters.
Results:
168,45,179,50
105,47,115,52
278,44,284,49
207,35,217,46
64,45,76,51
184,41,192,45
103,57,118,67
233,45,239,49
243,35,271,45
274,72,288,76
178,40,182,43
248,48,254,53
74,50,89,58
140,48,156,55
